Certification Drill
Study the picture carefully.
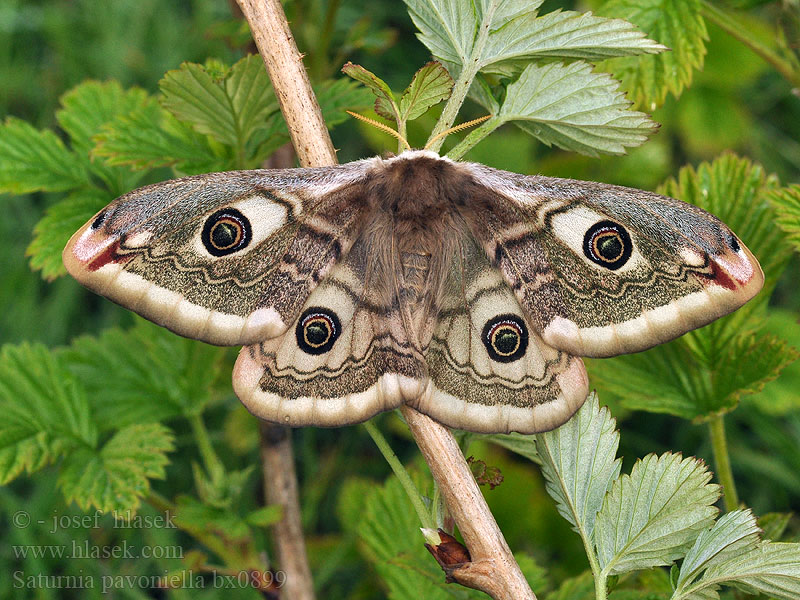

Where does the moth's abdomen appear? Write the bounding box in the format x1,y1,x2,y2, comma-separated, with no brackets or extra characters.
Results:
399,250,431,295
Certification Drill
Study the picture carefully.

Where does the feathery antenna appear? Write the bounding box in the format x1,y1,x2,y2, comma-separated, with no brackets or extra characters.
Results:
346,111,492,153
346,111,411,151
424,115,492,150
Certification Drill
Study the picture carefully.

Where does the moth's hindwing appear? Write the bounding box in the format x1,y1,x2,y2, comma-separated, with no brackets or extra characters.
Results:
63,166,371,346
233,241,427,427
411,238,588,434
463,164,764,358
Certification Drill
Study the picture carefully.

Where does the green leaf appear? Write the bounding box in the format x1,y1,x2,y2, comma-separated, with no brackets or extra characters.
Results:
0,117,89,194
589,334,799,420
628,567,674,597
676,509,761,594
0,431,53,488
374,98,399,122
535,392,621,539
598,0,708,109
60,320,230,429
0,343,97,484
490,0,545,25
55,80,150,193
468,74,502,115
315,78,375,129
710,335,799,412
403,0,485,68
247,78,373,159
224,54,280,143
99,75,367,173
759,512,793,542
675,541,800,600
404,0,662,78
398,62,454,121
516,552,550,592
341,62,399,121
338,477,377,533
57,81,150,154
58,423,174,513
745,311,800,417
160,55,279,163
486,432,540,463
544,571,595,600
245,504,283,527
771,183,800,254
481,10,665,76
192,462,255,510
496,62,658,156
594,453,719,576
28,188,113,280
173,494,253,543
95,98,224,174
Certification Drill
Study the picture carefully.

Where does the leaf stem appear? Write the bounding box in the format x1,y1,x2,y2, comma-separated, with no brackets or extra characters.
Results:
580,521,605,600
426,64,478,153
594,570,608,600
426,3,497,153
700,0,800,89
708,415,739,511
574,510,605,598
537,431,606,600
188,413,225,479
145,490,174,513
363,418,435,530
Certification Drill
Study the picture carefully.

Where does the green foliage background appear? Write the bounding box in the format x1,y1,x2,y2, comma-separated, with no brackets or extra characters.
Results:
0,0,799,598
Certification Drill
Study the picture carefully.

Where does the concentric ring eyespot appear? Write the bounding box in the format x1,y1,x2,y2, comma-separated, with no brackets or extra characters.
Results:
201,208,252,257
295,307,341,355
482,314,529,363
583,220,632,270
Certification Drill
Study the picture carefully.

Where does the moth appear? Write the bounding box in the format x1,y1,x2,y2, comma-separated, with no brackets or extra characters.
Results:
63,150,763,434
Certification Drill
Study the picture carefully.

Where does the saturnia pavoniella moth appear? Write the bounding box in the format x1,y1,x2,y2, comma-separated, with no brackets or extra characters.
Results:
64,150,763,434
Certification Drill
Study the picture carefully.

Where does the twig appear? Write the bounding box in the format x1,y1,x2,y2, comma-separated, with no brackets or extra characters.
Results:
259,423,315,600
236,1,536,597
402,407,536,599
237,0,337,168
